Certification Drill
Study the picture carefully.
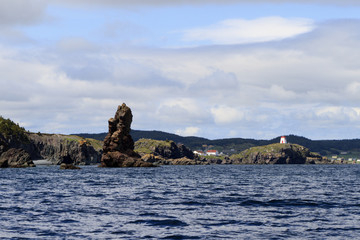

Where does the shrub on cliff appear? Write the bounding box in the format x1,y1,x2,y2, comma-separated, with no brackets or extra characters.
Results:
0,116,29,143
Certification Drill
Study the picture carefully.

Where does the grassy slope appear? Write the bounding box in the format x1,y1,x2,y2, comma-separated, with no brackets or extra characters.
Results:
134,138,174,155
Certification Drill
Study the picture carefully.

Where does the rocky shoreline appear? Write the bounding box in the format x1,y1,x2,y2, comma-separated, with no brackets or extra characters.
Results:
0,105,338,168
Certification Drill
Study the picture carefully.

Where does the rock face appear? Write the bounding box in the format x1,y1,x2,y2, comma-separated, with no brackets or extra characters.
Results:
135,139,194,159
100,104,154,167
0,128,35,168
0,116,102,166
28,134,102,165
0,148,35,168
0,118,36,168
230,143,328,164
135,138,201,165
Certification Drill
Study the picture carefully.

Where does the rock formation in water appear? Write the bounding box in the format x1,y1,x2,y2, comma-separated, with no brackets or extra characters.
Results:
0,148,35,168
100,104,154,167
60,163,81,170
230,143,329,164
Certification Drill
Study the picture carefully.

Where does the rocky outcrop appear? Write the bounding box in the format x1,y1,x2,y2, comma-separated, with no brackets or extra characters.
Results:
0,148,35,168
170,157,202,165
135,138,200,165
100,104,154,167
28,133,102,165
60,163,81,170
0,128,35,168
134,138,236,165
0,118,36,168
0,116,102,166
135,138,194,159
140,154,197,165
198,156,233,165
230,143,329,164
140,154,232,165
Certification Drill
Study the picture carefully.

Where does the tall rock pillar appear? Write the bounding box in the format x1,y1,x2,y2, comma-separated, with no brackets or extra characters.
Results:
100,103,154,167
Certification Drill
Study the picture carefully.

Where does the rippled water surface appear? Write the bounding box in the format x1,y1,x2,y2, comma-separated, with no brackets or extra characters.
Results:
1,165,360,239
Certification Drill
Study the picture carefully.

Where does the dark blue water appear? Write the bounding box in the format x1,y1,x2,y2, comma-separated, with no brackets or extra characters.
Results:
1,165,360,239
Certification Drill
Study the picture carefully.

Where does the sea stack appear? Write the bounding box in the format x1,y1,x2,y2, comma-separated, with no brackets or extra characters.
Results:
100,103,154,167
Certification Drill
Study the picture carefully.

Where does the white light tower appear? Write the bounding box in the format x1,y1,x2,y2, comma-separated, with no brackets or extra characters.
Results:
280,136,287,144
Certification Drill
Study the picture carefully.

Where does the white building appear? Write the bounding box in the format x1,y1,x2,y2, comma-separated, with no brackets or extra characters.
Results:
206,150,219,156
193,150,205,156
280,136,287,144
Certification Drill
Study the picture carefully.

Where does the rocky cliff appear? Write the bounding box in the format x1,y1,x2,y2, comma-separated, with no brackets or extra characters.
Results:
229,143,330,164
0,117,35,167
100,103,154,167
0,116,102,166
28,133,102,165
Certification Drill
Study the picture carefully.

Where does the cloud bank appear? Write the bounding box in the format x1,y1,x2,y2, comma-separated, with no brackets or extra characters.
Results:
0,0,46,26
1,18,360,140
182,17,315,44
0,0,359,140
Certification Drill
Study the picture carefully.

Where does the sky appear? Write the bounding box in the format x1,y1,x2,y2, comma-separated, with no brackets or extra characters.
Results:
1,0,360,140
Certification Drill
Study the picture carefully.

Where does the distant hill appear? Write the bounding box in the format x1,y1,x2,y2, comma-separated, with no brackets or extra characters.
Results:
74,131,360,157
75,130,209,148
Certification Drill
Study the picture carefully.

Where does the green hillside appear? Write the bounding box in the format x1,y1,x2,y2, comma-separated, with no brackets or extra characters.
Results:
0,116,29,143
74,131,360,157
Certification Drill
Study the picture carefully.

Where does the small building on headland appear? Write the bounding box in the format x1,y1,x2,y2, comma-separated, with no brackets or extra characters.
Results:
206,150,219,156
280,136,287,144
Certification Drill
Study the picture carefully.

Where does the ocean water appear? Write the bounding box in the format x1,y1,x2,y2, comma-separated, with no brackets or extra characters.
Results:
1,165,360,239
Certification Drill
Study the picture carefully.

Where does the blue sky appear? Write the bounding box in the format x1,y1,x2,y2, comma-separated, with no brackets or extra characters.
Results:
1,0,360,140
20,3,360,47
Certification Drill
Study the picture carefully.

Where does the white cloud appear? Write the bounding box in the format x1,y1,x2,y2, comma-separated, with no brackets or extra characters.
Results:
211,106,245,124
190,70,238,91
0,0,47,25
182,17,315,44
176,127,200,136
345,82,360,101
268,85,297,101
315,107,360,124
156,98,210,125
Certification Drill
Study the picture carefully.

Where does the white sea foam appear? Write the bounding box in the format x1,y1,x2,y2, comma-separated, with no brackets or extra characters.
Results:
32,159,53,165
